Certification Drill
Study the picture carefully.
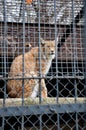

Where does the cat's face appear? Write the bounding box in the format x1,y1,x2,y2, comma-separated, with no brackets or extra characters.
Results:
40,38,57,59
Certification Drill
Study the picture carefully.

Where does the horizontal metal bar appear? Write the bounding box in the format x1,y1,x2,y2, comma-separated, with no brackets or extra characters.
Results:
0,75,84,80
0,21,84,27
0,103,86,117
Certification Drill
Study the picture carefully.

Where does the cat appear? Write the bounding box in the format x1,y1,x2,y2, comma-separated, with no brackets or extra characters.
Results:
7,38,58,98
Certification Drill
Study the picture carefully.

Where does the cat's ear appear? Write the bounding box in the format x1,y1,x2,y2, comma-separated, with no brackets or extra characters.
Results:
40,38,45,46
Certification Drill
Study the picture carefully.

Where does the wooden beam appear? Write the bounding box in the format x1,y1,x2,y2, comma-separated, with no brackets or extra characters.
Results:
0,97,85,107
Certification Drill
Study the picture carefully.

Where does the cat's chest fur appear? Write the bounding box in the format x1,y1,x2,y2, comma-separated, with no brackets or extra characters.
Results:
35,54,54,76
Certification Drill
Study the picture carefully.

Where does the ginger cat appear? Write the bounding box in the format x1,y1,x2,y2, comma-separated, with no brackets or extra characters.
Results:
7,38,57,98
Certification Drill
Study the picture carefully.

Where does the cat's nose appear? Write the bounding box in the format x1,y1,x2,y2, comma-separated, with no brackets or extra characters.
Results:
51,50,54,54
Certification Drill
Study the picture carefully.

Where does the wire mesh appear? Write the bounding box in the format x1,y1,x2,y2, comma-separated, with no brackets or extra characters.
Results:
0,0,85,130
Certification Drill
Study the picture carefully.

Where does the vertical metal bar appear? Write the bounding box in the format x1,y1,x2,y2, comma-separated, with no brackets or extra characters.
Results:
2,0,7,129
84,0,86,98
3,0,7,106
39,115,42,130
83,1,86,128
71,0,78,130
22,0,25,106
71,0,78,101
21,0,25,129
37,0,42,129
38,0,42,104
75,113,78,130
54,0,59,104
54,1,60,130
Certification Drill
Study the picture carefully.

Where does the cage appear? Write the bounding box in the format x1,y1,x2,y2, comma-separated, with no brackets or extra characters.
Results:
0,0,86,130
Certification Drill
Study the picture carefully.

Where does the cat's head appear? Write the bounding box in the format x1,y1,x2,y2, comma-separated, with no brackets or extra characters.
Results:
40,37,58,59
